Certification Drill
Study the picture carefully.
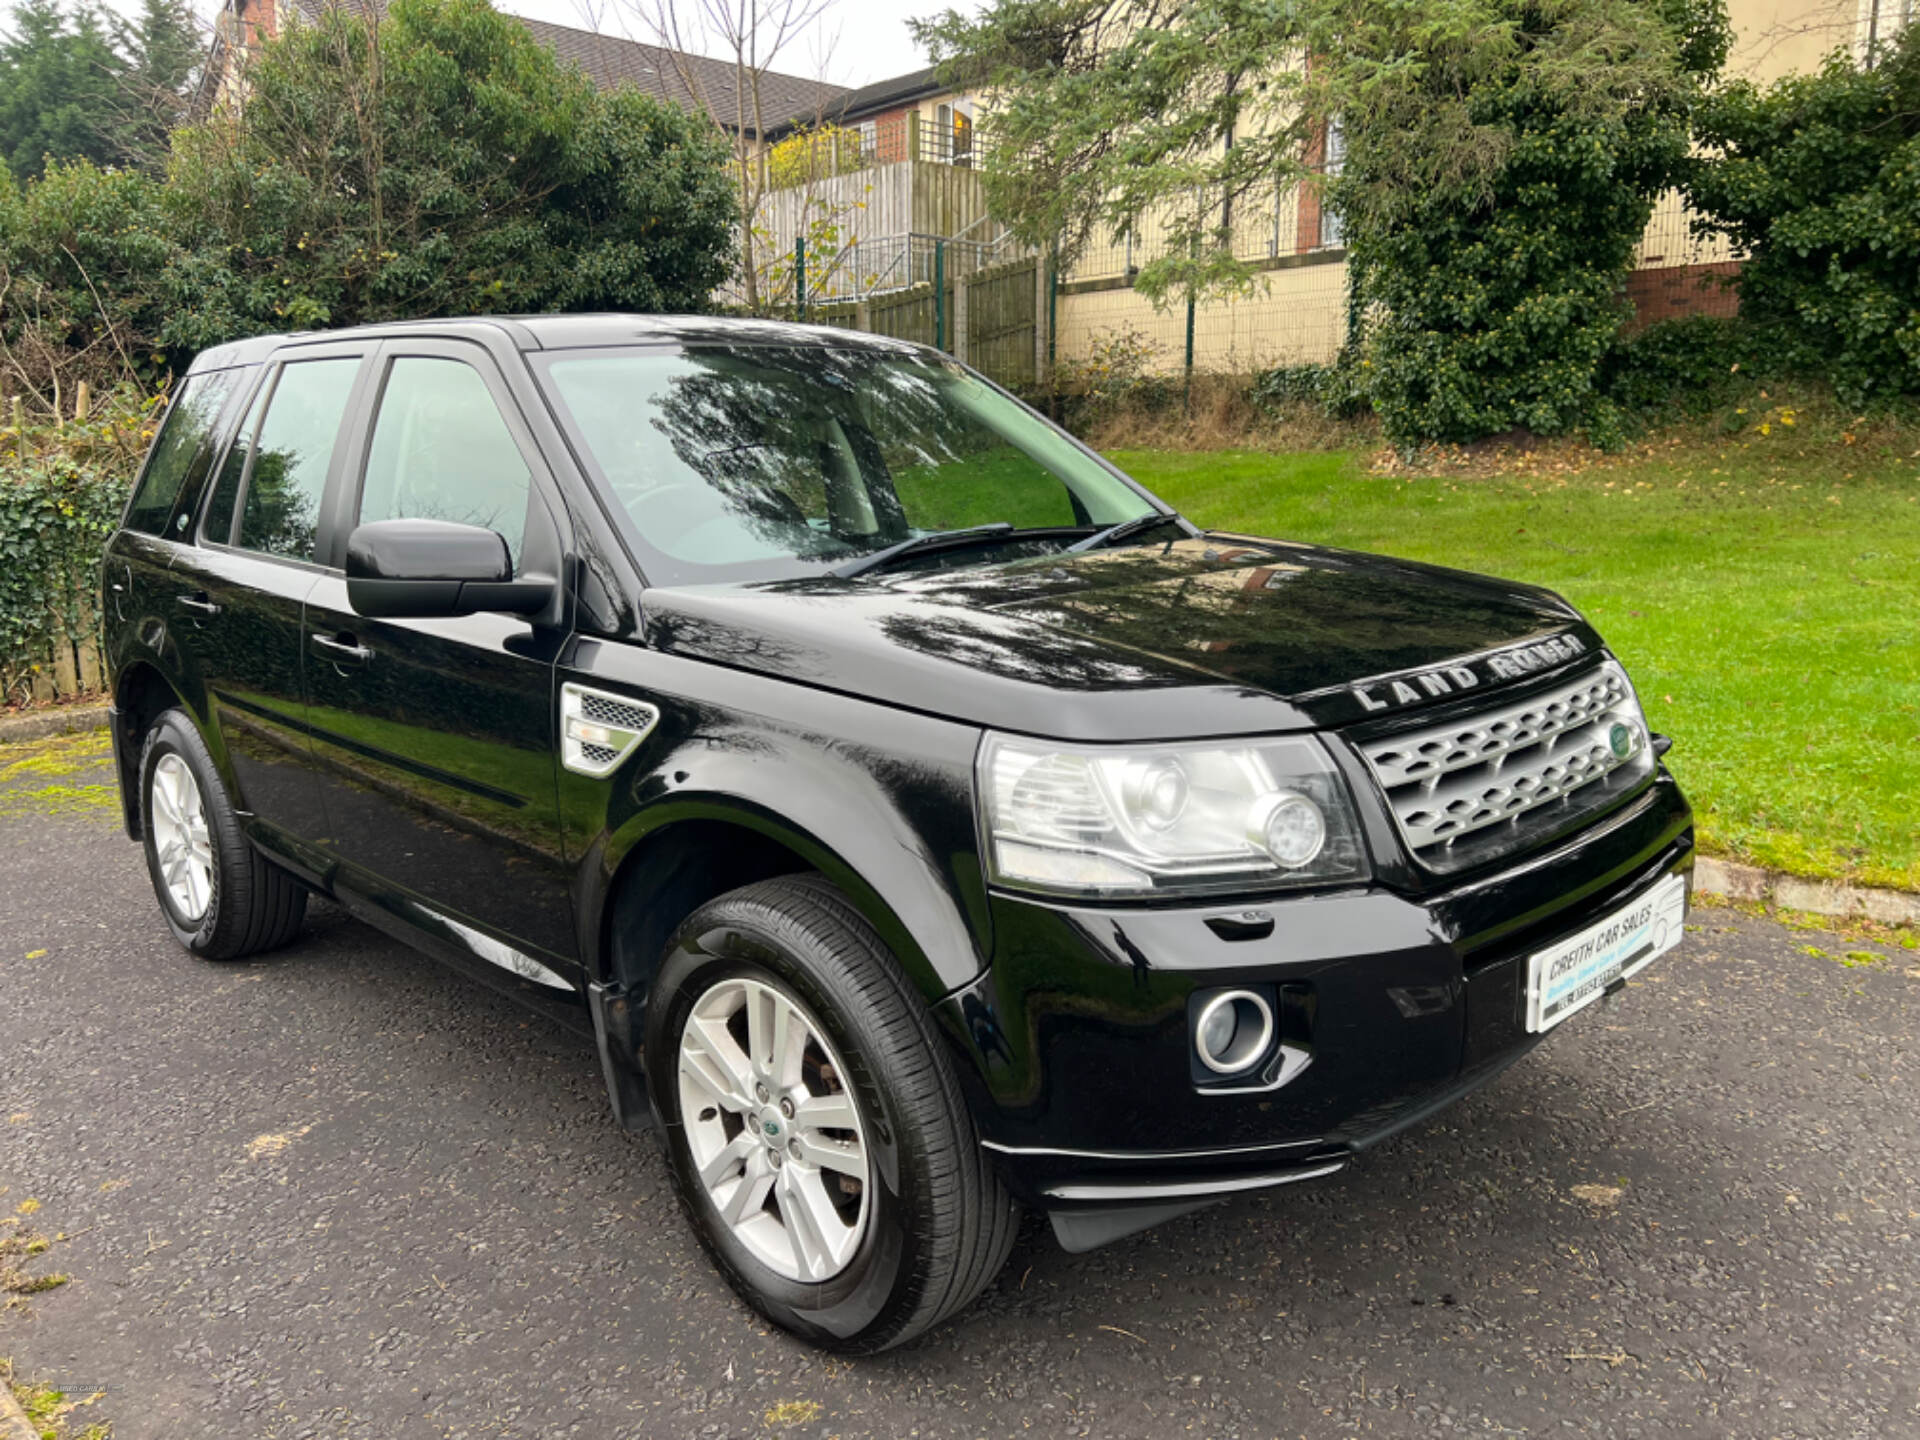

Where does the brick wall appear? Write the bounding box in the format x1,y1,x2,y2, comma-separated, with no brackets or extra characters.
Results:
1625,262,1742,331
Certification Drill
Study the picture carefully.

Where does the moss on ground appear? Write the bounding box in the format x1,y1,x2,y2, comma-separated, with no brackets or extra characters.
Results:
0,732,117,821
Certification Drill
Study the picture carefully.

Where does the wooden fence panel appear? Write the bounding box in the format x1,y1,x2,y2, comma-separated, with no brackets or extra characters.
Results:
14,633,103,705
965,257,1039,394
867,283,938,348
793,256,1037,393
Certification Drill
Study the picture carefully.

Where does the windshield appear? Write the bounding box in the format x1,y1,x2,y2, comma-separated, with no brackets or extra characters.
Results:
536,345,1161,584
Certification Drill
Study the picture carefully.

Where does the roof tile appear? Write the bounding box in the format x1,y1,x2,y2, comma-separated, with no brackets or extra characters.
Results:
289,0,848,133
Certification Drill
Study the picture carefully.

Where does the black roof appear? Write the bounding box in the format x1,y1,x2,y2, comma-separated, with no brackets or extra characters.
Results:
830,66,945,121
763,66,949,140
287,0,848,133
186,315,924,371
513,16,845,134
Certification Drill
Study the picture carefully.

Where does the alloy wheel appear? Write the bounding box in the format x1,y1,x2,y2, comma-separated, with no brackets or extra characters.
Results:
677,976,871,1282
150,752,214,922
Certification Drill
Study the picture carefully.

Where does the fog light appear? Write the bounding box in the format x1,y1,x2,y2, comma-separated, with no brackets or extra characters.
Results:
1193,989,1274,1075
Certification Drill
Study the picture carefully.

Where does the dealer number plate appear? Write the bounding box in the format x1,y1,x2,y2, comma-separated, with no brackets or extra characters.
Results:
1525,873,1688,1033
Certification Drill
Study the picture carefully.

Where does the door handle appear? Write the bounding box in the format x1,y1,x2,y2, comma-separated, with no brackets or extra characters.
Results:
176,593,221,616
311,632,372,665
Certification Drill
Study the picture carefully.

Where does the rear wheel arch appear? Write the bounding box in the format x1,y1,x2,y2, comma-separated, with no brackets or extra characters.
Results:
112,662,185,839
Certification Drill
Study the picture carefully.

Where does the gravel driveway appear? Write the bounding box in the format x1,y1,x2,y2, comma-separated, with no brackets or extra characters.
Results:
2,730,1916,1439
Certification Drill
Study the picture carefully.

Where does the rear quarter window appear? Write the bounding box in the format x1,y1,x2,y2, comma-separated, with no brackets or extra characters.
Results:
123,370,242,538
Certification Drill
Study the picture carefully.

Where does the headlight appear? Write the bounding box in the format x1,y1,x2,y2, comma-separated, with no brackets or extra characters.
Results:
978,732,1371,897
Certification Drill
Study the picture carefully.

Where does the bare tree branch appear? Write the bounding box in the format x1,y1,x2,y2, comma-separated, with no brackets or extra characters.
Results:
593,0,841,311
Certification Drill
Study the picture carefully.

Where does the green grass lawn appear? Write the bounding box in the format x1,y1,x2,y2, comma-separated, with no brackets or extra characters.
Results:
1113,436,1920,892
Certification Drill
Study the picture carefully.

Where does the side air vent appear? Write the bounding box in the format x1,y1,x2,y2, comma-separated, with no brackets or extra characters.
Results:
560,683,659,778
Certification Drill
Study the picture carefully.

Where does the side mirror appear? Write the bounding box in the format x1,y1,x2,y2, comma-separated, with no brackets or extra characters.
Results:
345,519,552,619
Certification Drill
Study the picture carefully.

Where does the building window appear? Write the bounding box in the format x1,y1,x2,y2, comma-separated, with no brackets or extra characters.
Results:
1318,116,1346,249
930,100,975,165
1858,0,1914,64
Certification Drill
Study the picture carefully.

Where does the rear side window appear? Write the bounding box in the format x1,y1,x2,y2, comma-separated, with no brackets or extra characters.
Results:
359,357,532,569
237,358,360,562
201,374,272,546
123,370,238,538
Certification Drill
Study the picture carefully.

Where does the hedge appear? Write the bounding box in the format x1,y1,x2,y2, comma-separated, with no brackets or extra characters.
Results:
0,387,152,705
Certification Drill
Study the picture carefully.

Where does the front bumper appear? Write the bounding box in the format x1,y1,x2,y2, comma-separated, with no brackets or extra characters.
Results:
935,770,1693,1216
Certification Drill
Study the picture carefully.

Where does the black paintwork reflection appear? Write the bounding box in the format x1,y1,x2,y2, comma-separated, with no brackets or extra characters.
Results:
162,545,331,850
302,574,576,962
955,537,1582,698
635,536,1584,741
639,573,1294,743
560,641,994,999
944,891,1460,1154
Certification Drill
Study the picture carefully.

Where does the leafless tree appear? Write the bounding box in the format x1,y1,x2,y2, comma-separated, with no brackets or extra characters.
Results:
589,0,842,312
1726,0,1894,80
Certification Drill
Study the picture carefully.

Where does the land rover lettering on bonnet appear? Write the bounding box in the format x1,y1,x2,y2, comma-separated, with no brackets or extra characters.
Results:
102,316,1693,1352
1349,632,1592,712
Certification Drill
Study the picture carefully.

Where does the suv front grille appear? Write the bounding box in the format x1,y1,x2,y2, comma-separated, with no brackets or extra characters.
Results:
1353,660,1653,870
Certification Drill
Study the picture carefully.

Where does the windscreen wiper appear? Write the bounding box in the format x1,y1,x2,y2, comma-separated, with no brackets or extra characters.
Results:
1064,511,1185,553
832,522,1016,579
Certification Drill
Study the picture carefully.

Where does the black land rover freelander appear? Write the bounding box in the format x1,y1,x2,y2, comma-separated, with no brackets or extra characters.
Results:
103,316,1692,1351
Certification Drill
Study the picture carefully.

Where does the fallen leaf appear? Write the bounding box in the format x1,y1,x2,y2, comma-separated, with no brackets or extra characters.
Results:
245,1125,312,1162
763,1399,824,1427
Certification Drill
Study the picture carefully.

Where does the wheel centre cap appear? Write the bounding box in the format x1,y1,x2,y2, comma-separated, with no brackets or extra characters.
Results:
758,1108,788,1147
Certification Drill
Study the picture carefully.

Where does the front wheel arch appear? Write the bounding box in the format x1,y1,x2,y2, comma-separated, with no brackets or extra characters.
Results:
591,803,961,1011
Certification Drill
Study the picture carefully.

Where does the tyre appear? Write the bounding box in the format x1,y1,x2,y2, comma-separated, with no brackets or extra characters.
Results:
645,874,1018,1352
139,709,307,961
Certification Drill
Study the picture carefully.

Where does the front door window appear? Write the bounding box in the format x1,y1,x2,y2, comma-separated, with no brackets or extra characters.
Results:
359,357,533,569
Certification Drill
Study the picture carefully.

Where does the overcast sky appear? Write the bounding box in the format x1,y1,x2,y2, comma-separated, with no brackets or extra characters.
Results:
11,0,986,90
501,0,986,88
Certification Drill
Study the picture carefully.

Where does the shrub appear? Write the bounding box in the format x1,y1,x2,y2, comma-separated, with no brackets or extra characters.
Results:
1599,315,1754,423
1053,325,1174,427
1250,356,1372,421
1688,28,1920,402
0,159,178,412
1333,0,1729,449
1347,105,1691,449
162,0,738,341
767,124,870,189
